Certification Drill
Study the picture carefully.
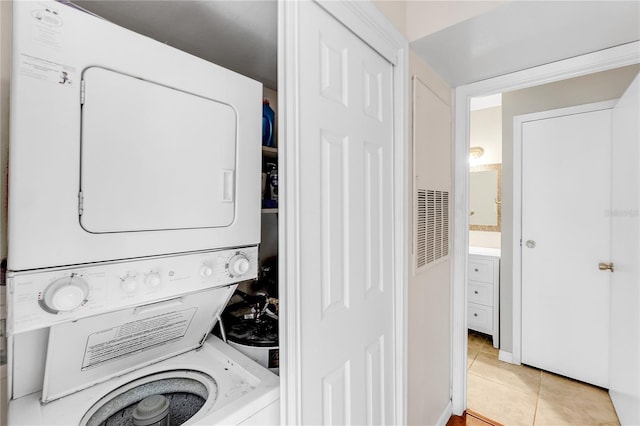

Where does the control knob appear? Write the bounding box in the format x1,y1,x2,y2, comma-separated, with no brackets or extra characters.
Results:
40,275,90,313
227,253,251,277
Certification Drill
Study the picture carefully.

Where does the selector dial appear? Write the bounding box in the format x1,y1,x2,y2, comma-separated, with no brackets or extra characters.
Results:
40,275,90,313
227,253,251,277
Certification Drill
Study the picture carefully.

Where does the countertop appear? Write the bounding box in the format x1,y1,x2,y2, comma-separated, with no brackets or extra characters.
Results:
469,246,501,258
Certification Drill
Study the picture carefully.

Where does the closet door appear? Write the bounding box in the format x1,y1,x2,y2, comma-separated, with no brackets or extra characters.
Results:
280,1,407,424
609,73,640,425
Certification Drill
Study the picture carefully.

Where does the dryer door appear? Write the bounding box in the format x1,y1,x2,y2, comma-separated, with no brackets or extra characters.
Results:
80,66,237,233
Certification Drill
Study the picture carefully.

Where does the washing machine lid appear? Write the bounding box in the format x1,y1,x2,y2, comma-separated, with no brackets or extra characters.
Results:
79,66,238,233
41,285,234,403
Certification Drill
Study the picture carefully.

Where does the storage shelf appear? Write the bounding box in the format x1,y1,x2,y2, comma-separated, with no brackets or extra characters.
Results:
261,208,278,214
262,146,278,159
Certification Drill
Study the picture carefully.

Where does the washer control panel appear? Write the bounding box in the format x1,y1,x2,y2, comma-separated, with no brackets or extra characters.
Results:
8,246,258,333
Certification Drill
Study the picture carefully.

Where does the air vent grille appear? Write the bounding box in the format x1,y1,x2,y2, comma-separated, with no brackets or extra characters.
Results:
416,189,450,270
416,190,427,267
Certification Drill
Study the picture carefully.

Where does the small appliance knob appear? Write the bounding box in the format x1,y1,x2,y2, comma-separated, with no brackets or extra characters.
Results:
200,265,214,278
144,272,162,289
121,276,138,293
41,275,89,313
227,253,251,277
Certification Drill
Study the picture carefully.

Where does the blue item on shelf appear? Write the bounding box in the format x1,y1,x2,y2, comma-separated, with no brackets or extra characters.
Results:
262,99,275,147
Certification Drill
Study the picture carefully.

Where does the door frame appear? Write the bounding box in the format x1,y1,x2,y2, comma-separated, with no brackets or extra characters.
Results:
451,41,640,415
512,99,617,366
278,1,409,424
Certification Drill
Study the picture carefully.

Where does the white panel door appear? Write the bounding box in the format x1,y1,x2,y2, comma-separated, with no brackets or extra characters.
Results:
521,106,612,388
609,73,640,424
295,2,395,424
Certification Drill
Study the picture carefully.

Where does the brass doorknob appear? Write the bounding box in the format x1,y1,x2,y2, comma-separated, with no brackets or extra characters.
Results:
598,262,614,272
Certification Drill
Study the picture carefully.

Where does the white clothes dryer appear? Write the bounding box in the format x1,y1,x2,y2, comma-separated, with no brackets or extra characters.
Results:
6,247,280,425
9,0,261,271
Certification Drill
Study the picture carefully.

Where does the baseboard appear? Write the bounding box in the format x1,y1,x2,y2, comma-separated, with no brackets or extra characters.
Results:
436,401,453,426
498,350,514,364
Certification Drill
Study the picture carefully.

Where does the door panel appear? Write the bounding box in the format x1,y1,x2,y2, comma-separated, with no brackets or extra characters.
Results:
521,107,611,388
609,73,640,424
297,2,395,424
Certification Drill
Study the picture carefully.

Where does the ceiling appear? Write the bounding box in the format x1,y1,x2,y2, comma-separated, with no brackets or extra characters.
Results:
71,0,278,89
411,1,640,87
68,1,639,90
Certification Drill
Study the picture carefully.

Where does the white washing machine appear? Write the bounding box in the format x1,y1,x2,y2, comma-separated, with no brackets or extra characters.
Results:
6,247,280,425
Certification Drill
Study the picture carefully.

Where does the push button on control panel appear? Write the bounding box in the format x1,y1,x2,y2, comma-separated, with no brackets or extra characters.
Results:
120,276,138,294
144,272,162,289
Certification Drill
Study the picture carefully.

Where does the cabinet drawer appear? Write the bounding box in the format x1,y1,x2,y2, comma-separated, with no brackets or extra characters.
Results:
468,303,492,334
468,258,494,283
468,281,493,306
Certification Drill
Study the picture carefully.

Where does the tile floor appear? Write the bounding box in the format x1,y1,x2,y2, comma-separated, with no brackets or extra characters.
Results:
467,331,620,426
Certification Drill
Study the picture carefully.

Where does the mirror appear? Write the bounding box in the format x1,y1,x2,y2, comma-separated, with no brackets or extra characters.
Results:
469,163,501,232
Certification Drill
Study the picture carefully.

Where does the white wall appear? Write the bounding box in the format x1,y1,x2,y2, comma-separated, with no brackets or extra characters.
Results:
469,106,501,165
406,1,507,42
374,0,507,43
407,49,453,426
372,0,407,37
499,64,640,354
372,3,454,423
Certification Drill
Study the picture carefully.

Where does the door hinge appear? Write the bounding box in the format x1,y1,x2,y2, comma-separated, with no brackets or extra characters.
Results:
78,191,84,216
199,333,208,347
80,80,86,105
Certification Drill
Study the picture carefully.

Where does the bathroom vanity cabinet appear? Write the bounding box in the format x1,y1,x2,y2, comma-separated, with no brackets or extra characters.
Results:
468,248,500,348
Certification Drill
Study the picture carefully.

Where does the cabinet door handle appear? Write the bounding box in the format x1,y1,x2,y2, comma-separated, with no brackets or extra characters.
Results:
474,290,479,294
474,268,479,272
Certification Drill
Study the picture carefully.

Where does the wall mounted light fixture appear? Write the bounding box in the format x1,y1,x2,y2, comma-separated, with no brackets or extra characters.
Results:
469,146,485,160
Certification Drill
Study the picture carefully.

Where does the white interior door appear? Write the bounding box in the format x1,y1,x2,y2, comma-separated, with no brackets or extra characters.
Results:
609,73,640,424
284,2,397,424
521,103,613,388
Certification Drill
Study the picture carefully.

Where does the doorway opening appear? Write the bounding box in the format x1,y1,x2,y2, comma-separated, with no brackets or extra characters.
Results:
461,63,640,425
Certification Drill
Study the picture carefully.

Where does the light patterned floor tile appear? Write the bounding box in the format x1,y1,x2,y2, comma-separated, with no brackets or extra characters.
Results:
533,372,620,425
469,353,541,395
468,350,479,369
468,373,537,426
467,333,622,426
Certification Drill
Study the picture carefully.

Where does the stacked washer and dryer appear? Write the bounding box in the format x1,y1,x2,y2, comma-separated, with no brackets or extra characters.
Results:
6,1,279,425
